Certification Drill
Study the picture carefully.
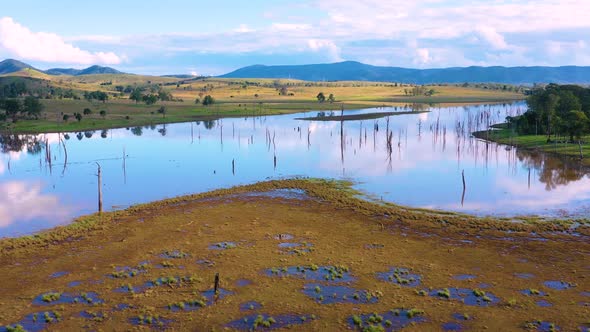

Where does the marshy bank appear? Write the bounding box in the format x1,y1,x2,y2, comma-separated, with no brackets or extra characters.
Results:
0,179,588,331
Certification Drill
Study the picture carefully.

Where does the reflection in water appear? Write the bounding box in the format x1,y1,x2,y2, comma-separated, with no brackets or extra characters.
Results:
0,180,74,234
1,102,590,237
516,150,587,191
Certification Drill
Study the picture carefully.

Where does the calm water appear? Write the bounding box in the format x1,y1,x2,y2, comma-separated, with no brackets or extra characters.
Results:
1,102,589,238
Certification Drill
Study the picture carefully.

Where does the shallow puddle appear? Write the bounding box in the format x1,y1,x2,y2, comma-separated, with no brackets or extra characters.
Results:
302,283,380,304
428,288,499,306
167,288,233,312
0,311,62,332
376,267,421,287
33,291,104,306
80,310,105,321
208,242,237,250
535,299,552,307
525,321,561,331
266,265,354,283
226,313,314,330
442,321,463,331
348,310,426,331
521,289,547,296
160,250,190,259
129,315,172,329
240,301,263,311
544,280,575,290
49,271,68,278
236,279,252,287
453,274,477,281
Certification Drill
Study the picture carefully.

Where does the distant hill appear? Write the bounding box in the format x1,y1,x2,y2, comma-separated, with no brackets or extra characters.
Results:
45,68,83,76
220,61,590,84
47,65,123,76
0,59,124,76
0,59,41,75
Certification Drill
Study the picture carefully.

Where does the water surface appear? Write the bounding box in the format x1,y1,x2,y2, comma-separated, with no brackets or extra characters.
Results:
1,102,589,237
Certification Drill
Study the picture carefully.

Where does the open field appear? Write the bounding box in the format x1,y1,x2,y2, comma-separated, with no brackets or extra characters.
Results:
0,179,588,331
473,128,590,167
0,74,524,134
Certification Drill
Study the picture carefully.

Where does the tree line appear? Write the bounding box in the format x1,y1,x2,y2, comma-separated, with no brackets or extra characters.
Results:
507,84,590,142
0,97,44,122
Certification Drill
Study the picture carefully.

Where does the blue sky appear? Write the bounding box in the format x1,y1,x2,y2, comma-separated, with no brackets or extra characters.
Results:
1,0,589,75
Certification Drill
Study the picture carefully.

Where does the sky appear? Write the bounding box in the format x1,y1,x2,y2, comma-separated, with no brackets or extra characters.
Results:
1,0,589,75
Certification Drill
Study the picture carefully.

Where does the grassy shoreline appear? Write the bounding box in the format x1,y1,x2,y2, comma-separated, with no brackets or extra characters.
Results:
0,178,588,331
473,128,590,167
1,178,586,253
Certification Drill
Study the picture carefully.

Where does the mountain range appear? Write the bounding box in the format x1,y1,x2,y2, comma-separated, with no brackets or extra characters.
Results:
220,61,590,84
0,59,123,76
2,58,590,84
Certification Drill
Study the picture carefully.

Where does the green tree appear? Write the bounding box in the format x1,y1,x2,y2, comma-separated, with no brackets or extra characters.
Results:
63,114,70,122
316,92,326,103
130,89,143,103
564,110,589,142
202,95,215,106
74,113,83,122
23,96,43,119
143,94,158,105
99,110,107,118
83,108,92,115
327,93,335,103
3,99,22,121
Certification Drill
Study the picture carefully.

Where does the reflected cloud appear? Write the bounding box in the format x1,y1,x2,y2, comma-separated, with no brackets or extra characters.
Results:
0,181,73,229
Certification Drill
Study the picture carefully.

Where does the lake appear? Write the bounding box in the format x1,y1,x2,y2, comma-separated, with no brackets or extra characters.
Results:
1,101,589,238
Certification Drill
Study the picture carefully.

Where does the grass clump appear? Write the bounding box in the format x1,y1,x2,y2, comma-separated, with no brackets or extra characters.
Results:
437,288,451,299
41,292,61,303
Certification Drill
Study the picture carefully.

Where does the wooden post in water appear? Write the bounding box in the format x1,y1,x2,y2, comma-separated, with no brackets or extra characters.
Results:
96,162,103,213
214,272,220,295
232,159,235,175
461,170,466,206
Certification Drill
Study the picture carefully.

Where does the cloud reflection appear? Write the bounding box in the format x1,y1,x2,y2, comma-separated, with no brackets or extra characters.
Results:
0,181,73,229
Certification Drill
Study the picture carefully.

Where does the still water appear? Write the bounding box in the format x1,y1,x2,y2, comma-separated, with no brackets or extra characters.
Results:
1,102,589,237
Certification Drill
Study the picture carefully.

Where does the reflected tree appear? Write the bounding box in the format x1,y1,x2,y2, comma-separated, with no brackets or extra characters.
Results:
516,149,587,191
131,126,143,136
0,134,42,154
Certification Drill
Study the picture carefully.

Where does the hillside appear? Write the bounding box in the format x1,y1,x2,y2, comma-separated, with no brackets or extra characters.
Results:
0,59,123,76
0,59,41,75
220,61,590,84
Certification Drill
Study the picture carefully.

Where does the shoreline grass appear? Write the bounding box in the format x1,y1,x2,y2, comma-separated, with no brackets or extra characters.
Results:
1,178,586,254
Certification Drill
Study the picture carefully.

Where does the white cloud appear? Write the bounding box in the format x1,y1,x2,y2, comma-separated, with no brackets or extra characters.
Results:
414,48,431,65
307,39,342,62
234,24,254,33
476,26,508,50
0,17,122,65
